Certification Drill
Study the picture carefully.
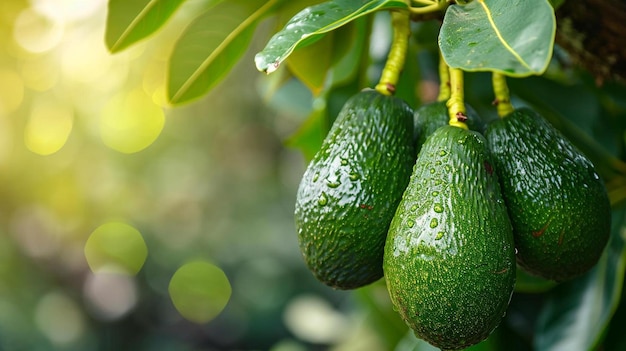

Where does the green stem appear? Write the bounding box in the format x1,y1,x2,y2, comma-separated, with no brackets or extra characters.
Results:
437,52,451,102
375,10,411,95
408,2,446,15
492,72,514,117
446,68,468,129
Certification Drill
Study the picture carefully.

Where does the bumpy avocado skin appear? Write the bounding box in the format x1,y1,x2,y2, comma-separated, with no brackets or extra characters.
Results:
414,101,485,152
485,108,611,281
295,89,415,290
384,125,516,350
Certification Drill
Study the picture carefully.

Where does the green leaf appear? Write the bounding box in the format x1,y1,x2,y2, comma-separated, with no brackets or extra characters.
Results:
439,0,556,77
287,31,334,95
167,0,279,105
284,96,328,161
105,0,187,53
254,0,408,74
535,208,626,351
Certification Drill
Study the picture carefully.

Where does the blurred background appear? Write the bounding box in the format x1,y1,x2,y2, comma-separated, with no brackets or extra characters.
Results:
0,0,399,350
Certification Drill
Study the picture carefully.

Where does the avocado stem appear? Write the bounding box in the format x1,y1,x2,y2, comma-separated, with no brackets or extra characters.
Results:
375,10,411,96
446,68,468,129
492,72,514,117
408,0,448,15
437,51,451,102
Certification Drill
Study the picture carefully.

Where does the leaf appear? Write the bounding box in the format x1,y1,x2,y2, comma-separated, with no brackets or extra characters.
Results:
439,0,556,77
284,96,328,161
105,0,187,53
167,0,279,105
254,0,408,74
535,208,626,351
287,31,334,95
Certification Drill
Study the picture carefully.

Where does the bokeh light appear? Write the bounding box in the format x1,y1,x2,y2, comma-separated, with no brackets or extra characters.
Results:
24,96,73,155
13,8,64,53
283,295,349,344
84,221,148,275
168,260,232,324
99,88,165,153
0,68,24,115
83,272,138,321
34,291,85,346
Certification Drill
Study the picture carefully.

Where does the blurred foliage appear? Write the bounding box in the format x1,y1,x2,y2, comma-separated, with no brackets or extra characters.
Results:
2,0,626,351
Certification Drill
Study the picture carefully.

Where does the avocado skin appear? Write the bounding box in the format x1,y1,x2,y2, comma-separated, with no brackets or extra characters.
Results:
414,101,485,152
295,89,415,290
384,125,515,350
485,108,611,281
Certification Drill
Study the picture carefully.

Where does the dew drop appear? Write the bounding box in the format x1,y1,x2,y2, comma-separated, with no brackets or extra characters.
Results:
435,231,445,240
327,180,341,188
349,173,360,181
439,150,447,156
433,203,443,213
410,204,418,211
341,158,348,166
407,219,415,228
432,191,439,197
430,218,438,228
312,173,319,182
430,168,436,174
318,193,328,206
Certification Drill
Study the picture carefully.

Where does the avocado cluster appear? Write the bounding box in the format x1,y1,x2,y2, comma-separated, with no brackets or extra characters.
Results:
294,92,611,350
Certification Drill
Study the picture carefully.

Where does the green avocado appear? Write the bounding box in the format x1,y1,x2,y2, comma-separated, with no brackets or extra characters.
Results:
295,89,415,289
384,125,515,350
414,101,485,152
485,108,611,281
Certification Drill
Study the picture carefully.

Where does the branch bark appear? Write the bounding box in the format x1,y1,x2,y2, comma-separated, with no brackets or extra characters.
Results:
555,0,626,84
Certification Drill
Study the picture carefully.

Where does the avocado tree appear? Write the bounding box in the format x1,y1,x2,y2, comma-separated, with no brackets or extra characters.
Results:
105,0,626,350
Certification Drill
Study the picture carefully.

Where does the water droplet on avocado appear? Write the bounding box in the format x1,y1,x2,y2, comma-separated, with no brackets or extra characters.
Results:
430,218,438,228
327,180,341,188
318,192,328,206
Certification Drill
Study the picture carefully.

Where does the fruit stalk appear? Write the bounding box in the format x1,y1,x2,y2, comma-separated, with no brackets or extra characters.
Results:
375,10,410,96
437,51,451,102
446,68,468,129
492,72,514,117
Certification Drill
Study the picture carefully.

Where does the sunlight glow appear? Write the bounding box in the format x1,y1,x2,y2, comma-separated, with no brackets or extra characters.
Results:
13,8,64,53
99,89,165,153
31,0,105,24
0,69,24,115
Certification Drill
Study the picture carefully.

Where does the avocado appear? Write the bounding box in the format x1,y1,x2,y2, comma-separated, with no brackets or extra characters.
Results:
295,89,415,289
485,108,611,281
384,125,516,350
414,101,485,152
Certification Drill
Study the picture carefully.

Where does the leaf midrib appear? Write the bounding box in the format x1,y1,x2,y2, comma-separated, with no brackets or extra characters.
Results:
111,0,159,52
477,0,532,71
171,0,278,103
